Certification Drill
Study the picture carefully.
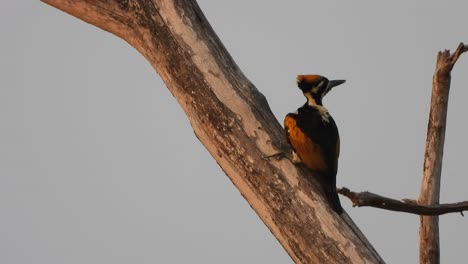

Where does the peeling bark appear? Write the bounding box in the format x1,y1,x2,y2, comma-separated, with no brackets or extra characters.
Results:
41,0,384,263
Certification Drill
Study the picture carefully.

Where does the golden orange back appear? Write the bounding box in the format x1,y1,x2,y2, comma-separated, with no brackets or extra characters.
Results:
284,115,328,173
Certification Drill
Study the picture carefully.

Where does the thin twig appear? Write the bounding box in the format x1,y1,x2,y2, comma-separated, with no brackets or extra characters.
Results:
338,187,468,216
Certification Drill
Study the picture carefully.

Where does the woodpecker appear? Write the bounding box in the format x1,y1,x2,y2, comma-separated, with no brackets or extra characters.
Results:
284,74,345,214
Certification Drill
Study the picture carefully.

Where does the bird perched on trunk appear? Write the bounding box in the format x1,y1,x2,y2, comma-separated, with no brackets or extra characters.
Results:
284,74,345,214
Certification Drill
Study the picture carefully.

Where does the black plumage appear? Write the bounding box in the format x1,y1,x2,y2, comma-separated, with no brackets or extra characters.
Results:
284,75,345,214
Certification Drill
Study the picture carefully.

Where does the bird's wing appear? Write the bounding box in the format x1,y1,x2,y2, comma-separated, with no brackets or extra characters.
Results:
284,113,328,173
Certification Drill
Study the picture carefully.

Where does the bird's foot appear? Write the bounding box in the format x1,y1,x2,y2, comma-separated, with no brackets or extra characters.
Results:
262,152,287,161
262,150,301,164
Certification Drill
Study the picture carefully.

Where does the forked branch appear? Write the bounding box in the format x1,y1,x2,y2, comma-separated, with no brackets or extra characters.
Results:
419,42,467,264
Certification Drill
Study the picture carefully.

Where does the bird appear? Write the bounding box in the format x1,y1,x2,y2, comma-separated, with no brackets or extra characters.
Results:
284,74,345,214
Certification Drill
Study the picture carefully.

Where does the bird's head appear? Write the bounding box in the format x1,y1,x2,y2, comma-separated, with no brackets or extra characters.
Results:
296,74,345,106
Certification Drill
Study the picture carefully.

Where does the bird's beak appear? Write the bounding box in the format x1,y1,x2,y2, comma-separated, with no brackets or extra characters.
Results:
328,79,346,89
325,79,346,95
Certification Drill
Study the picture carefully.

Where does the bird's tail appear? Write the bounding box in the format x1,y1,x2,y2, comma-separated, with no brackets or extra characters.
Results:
324,185,343,214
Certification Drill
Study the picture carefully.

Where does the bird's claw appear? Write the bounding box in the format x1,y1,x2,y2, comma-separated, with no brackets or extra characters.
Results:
262,152,286,161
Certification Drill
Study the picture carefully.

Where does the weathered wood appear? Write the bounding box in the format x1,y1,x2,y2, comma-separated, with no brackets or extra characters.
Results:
338,187,468,216
41,0,384,263
418,43,468,264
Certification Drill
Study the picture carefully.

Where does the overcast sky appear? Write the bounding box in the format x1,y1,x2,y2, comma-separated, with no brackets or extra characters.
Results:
2,1,468,263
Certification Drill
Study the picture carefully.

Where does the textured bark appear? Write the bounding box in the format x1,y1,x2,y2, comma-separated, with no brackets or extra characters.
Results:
41,0,384,263
418,44,468,264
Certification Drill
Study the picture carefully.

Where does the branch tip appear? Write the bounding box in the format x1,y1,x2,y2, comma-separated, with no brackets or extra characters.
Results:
450,42,468,65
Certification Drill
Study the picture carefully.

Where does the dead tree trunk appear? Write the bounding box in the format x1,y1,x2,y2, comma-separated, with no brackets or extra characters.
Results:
337,43,467,264
418,44,468,264
41,0,384,263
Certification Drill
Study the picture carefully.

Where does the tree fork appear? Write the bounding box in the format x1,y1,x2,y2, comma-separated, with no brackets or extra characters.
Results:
41,0,384,263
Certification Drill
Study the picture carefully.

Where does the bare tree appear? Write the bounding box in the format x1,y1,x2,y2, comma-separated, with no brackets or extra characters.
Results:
41,1,467,263
337,43,467,264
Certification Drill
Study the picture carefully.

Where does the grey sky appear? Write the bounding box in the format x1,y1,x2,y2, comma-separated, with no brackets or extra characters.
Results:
2,1,468,263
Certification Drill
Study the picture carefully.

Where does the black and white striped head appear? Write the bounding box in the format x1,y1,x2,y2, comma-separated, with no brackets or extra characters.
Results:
296,74,345,105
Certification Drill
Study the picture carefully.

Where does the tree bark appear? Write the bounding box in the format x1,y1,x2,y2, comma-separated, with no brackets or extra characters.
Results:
418,43,468,264
41,0,384,263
